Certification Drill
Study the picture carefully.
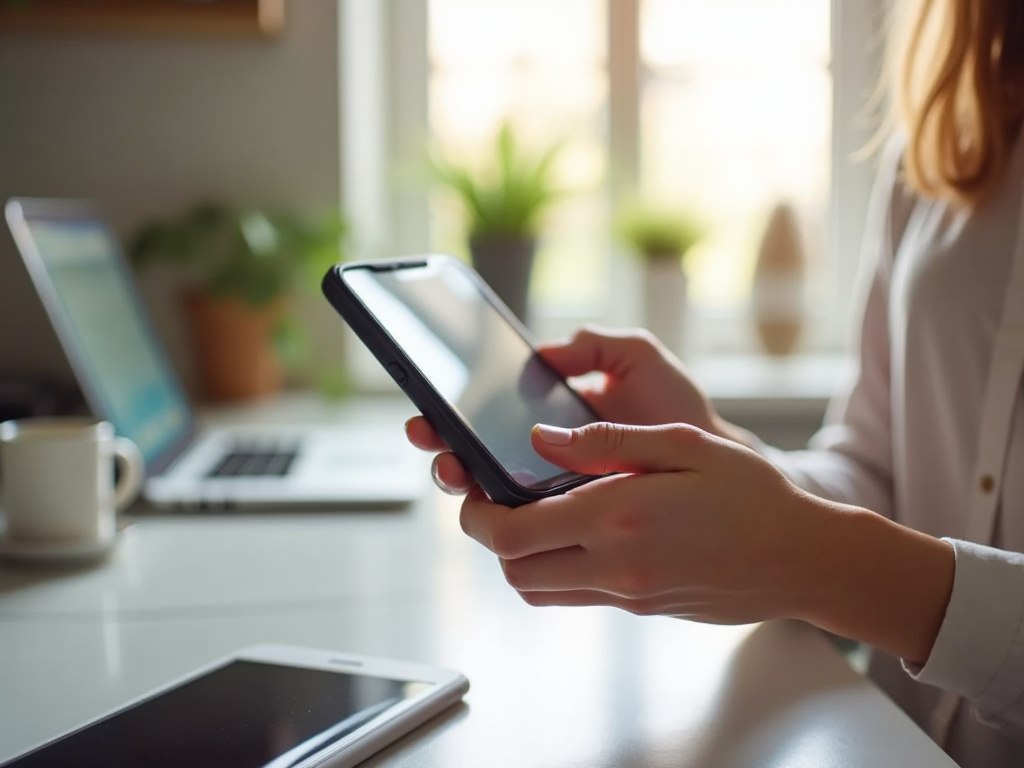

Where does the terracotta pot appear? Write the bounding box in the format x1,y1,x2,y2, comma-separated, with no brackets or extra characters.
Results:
469,235,536,324
182,290,284,402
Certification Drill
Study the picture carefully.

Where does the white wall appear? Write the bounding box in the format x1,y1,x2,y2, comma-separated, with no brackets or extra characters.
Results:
0,0,344,393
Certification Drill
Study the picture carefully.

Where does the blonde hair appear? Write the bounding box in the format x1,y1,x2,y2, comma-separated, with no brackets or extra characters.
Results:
894,0,1024,207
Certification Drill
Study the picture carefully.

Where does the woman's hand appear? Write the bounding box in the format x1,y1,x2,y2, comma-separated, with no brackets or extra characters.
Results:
536,325,721,431
457,420,822,625
406,325,744,494
459,420,955,663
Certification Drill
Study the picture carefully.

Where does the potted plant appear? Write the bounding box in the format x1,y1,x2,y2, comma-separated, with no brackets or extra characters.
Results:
615,200,704,357
129,202,346,401
430,122,565,322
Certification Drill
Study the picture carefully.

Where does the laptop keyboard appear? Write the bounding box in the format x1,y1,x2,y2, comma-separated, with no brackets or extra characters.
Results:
207,442,300,478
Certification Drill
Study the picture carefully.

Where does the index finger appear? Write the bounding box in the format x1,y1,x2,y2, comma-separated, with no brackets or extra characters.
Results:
459,477,621,559
537,325,655,380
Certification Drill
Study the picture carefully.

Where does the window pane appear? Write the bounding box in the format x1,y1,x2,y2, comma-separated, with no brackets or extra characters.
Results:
640,0,831,313
427,0,833,338
428,0,608,314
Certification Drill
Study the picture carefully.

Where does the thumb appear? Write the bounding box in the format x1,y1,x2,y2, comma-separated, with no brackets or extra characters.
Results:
531,422,708,476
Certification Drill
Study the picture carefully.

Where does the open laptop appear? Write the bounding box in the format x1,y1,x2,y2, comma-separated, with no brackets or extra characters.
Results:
4,198,425,510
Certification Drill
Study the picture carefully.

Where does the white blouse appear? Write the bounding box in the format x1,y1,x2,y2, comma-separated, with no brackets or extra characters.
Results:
762,136,1024,768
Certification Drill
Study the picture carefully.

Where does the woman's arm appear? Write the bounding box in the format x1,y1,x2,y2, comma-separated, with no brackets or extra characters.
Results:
908,541,1024,733
457,421,956,664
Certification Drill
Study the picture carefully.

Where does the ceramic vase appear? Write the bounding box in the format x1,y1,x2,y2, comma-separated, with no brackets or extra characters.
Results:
642,252,688,358
752,203,806,356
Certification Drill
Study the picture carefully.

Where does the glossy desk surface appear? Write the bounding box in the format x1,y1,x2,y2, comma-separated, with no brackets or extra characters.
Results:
0,396,955,767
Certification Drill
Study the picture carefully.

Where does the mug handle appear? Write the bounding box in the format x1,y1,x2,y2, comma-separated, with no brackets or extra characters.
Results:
113,437,145,511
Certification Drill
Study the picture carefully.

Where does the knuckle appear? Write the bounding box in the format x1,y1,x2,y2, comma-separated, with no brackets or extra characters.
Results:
625,598,659,617
577,422,630,475
573,326,599,345
611,565,657,599
666,423,705,450
586,421,627,452
624,327,661,355
487,519,523,559
519,590,545,607
458,505,474,536
604,505,653,541
500,557,526,589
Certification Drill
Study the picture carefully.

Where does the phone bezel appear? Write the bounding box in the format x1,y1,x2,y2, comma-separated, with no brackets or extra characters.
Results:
0,643,469,768
322,255,601,508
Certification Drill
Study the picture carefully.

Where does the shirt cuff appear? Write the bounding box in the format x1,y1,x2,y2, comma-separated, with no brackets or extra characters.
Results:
905,539,1024,717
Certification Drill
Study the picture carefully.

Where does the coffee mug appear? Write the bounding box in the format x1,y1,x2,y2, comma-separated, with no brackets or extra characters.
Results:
0,417,144,547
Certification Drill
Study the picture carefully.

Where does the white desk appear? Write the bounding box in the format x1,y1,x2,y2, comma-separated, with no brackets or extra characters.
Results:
0,395,955,767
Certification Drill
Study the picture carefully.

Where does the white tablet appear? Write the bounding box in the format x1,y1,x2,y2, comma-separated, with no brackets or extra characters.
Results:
1,644,469,768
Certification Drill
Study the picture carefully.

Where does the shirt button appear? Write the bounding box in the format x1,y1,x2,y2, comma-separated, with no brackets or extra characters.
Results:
980,474,996,493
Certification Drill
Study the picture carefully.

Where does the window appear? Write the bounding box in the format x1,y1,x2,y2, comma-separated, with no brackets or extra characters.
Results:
342,0,883,358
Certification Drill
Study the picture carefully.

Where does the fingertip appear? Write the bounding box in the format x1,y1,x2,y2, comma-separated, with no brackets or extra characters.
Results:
532,423,574,446
405,416,447,452
430,452,475,495
535,337,571,354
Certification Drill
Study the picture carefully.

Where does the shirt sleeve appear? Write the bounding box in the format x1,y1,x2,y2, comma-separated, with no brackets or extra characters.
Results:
752,138,913,519
905,539,1024,735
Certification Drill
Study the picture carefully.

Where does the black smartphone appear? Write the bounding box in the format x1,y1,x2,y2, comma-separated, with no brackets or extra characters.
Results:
322,255,602,507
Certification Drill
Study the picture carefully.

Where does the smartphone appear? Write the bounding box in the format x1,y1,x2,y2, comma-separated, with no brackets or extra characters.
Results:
322,255,603,507
1,644,469,768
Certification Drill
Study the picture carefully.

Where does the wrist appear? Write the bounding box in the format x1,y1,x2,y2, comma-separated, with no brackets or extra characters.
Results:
794,504,955,664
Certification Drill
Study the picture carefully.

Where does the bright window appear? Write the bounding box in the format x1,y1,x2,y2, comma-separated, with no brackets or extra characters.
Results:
640,0,831,314
428,0,609,315
344,0,881,358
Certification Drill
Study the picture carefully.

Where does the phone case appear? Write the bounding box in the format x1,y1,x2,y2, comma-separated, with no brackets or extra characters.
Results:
321,256,598,507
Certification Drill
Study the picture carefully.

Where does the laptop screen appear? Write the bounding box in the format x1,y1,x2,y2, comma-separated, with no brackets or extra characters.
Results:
14,211,191,470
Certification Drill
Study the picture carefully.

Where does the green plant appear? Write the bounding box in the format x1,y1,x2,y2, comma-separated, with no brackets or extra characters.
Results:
129,201,349,391
128,201,346,307
614,200,704,260
429,122,565,241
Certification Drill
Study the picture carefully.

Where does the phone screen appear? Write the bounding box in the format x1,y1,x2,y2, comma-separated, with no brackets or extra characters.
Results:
341,260,599,490
5,661,431,768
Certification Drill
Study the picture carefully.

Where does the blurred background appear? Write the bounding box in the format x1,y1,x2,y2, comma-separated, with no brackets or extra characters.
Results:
0,0,883,442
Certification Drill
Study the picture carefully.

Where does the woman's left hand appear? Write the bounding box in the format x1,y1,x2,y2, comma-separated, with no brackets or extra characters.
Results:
459,421,829,625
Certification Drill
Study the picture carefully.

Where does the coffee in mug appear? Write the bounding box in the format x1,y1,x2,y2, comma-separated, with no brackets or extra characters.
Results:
0,417,144,547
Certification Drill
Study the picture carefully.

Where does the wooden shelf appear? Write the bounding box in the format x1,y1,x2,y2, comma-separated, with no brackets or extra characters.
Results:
0,0,284,38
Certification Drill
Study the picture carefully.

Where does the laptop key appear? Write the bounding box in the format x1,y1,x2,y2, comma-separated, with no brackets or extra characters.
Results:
208,447,299,478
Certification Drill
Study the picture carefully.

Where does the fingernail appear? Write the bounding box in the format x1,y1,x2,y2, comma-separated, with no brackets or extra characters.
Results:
431,457,466,495
534,424,573,445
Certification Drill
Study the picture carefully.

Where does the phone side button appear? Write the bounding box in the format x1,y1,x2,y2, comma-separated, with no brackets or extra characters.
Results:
385,361,408,386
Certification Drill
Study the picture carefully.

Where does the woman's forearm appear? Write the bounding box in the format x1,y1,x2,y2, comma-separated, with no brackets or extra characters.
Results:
793,501,955,665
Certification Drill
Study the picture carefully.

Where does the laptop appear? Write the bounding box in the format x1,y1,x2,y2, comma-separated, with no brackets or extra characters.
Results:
4,198,425,510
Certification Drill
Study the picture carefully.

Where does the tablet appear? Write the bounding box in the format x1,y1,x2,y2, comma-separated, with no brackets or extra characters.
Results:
1,644,469,768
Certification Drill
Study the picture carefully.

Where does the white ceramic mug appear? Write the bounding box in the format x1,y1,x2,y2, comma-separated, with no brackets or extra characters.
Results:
0,418,144,544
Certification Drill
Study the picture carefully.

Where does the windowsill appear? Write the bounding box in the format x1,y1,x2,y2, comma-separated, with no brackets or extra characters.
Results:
687,353,854,449
689,352,854,412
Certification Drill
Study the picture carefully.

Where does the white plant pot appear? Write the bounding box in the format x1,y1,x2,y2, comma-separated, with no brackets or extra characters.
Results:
642,257,687,359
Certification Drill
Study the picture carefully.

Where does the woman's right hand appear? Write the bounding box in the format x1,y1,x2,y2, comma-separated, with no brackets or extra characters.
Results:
535,325,721,431
406,325,736,494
